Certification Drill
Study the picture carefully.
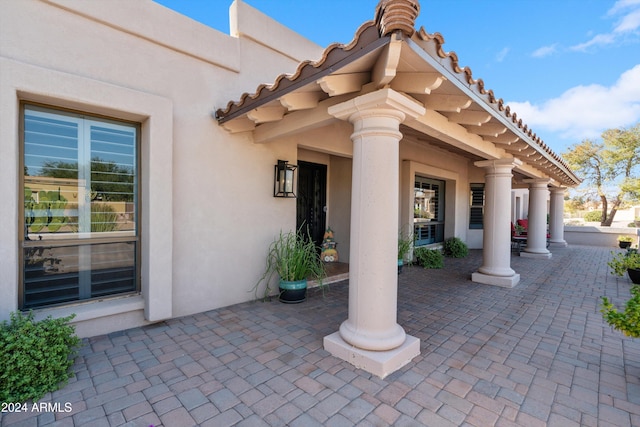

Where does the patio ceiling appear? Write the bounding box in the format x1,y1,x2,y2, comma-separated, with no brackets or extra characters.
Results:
215,1,581,188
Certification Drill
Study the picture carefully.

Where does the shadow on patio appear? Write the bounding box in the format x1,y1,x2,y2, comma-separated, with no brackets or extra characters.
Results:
4,245,640,426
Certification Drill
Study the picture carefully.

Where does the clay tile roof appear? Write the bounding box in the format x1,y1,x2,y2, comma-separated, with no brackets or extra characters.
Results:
414,26,578,183
215,0,580,187
214,20,385,123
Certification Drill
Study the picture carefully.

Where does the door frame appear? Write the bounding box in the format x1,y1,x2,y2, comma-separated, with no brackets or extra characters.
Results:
296,161,327,248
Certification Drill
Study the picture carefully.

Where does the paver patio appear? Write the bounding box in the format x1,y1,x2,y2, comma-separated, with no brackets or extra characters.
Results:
2,245,640,426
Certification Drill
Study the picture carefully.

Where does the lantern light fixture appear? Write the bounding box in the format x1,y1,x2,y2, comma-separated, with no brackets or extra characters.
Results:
274,159,297,198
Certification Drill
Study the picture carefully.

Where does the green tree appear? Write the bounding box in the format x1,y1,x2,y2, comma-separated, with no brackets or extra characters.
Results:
39,158,133,202
90,158,134,202
563,123,640,226
40,160,77,180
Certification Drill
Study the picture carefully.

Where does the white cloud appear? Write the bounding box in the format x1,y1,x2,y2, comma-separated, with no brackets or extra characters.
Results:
531,44,558,58
496,47,509,62
608,0,640,16
614,8,640,32
507,64,640,141
570,0,640,51
570,34,616,52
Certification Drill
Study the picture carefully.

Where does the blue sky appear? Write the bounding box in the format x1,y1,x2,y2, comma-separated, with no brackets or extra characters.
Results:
154,0,640,154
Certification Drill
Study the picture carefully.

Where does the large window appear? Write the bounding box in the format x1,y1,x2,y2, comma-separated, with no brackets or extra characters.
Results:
21,105,139,309
414,176,445,246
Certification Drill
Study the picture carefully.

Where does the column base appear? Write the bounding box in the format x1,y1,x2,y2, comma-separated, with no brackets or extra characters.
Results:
521,250,552,259
549,240,567,248
471,271,520,288
323,332,420,379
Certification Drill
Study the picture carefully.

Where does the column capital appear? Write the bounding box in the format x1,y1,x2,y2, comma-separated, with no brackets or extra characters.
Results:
550,186,567,195
474,158,522,171
328,87,425,123
524,178,551,188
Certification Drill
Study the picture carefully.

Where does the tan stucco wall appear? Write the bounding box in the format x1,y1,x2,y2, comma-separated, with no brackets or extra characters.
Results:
0,0,325,336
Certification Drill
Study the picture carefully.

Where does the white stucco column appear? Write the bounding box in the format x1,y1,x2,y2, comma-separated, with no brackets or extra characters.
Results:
323,88,423,378
522,179,552,259
472,159,521,288
549,187,568,247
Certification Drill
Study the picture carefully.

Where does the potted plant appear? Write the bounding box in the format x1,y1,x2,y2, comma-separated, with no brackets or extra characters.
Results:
253,229,326,303
397,228,413,274
618,235,633,249
608,249,640,284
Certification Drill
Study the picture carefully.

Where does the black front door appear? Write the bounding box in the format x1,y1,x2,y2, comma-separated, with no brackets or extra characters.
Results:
296,161,327,248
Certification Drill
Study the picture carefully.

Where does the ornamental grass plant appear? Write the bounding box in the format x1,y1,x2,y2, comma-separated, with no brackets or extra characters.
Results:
253,228,325,300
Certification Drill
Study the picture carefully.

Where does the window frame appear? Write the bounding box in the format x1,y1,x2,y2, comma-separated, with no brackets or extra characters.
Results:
413,175,445,246
469,183,485,230
19,103,142,310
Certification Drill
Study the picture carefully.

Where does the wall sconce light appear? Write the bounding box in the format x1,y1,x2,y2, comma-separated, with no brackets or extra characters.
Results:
274,160,297,198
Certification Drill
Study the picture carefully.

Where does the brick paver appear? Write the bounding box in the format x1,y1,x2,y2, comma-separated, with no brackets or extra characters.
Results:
2,245,640,426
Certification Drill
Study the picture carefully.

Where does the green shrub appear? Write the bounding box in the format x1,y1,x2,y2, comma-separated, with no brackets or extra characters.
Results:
0,311,81,403
414,247,444,269
583,210,602,222
601,285,640,338
443,237,469,258
608,250,640,276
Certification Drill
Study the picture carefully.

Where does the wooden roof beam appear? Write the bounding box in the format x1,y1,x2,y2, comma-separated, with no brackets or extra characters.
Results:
317,73,369,96
422,94,471,112
464,122,507,137
279,92,322,111
247,105,286,124
485,133,520,145
219,117,256,133
442,110,491,126
372,35,402,87
390,72,443,95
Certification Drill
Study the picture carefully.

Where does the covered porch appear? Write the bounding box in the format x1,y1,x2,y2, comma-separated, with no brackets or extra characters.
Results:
215,0,580,378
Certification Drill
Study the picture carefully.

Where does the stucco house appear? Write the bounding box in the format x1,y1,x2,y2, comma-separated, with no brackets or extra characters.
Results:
0,0,579,377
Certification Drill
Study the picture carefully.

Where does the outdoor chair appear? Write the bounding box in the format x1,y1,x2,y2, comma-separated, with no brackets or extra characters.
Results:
511,219,550,252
